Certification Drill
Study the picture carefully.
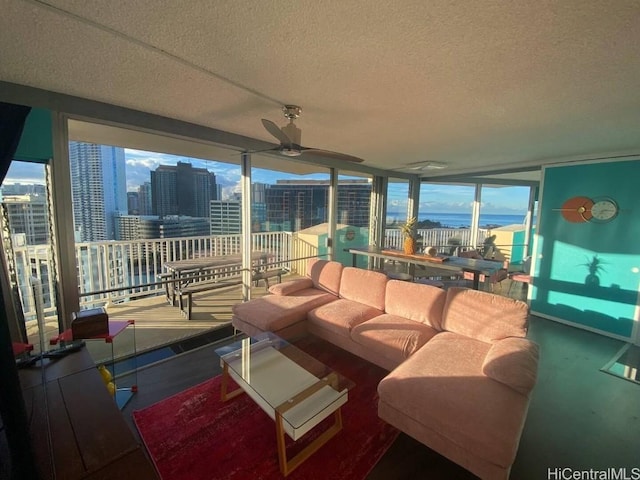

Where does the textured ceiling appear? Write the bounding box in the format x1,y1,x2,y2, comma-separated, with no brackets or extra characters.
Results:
2,0,640,178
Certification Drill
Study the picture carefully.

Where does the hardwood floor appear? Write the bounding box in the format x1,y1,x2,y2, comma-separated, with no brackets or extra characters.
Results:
121,316,640,479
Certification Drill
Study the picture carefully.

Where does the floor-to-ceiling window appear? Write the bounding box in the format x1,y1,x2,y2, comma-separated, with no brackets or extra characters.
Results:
65,119,244,354
67,139,240,307
478,184,531,263
250,154,330,288
419,182,476,253
337,171,372,267
385,178,409,249
1,161,58,350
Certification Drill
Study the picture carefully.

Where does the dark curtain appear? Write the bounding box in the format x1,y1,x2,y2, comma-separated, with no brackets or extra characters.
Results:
0,101,37,479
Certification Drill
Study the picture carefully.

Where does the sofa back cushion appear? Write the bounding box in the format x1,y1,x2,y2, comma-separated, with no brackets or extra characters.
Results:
384,280,445,330
441,287,528,342
339,267,388,311
306,258,343,295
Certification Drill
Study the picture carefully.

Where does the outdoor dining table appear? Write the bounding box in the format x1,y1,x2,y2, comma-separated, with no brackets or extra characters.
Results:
161,252,271,305
347,246,503,290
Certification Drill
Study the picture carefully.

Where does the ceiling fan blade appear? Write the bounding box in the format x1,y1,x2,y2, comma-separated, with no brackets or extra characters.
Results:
261,119,292,145
302,148,364,163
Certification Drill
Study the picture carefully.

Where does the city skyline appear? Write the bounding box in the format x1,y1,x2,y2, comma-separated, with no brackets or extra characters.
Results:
2,147,530,215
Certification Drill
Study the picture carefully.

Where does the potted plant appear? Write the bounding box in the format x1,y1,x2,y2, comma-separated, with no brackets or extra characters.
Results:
400,217,418,255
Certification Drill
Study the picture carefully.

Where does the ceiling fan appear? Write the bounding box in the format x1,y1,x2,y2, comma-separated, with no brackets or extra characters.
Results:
260,105,364,163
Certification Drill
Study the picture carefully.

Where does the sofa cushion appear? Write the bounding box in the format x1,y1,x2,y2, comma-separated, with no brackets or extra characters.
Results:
268,278,314,296
308,298,383,338
351,314,439,366
339,267,388,311
483,337,539,395
378,331,530,469
441,287,528,342
307,258,343,295
384,280,446,330
232,288,336,333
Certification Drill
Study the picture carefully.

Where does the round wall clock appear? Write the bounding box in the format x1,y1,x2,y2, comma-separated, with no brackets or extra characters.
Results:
554,196,619,223
589,197,618,222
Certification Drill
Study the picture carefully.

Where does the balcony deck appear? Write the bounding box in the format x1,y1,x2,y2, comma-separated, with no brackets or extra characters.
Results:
28,274,301,364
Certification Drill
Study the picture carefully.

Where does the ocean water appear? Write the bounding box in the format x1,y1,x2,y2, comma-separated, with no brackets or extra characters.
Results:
415,212,526,228
388,213,525,228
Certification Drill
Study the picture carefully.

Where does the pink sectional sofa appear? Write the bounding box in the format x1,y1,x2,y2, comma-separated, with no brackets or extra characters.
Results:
232,258,539,480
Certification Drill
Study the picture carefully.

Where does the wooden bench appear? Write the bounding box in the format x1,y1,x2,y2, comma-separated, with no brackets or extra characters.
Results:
176,268,287,320
252,268,286,289
177,276,243,320
161,263,242,306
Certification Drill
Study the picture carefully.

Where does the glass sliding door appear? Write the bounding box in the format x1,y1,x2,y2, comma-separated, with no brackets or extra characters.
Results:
337,171,372,268
478,185,531,263
250,154,330,288
419,183,476,254
385,178,409,250
67,119,243,353
1,161,59,350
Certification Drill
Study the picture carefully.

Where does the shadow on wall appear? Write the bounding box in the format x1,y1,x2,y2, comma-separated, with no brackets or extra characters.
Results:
582,255,605,287
534,277,636,337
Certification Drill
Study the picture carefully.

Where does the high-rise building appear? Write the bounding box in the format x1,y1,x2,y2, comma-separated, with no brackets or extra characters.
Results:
115,214,210,240
2,194,49,245
69,142,127,241
151,162,217,218
210,200,241,235
138,182,152,215
251,183,267,231
264,179,371,231
127,191,139,214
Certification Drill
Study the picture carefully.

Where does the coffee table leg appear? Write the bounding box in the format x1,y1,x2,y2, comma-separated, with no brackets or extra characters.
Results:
220,363,244,401
275,408,343,476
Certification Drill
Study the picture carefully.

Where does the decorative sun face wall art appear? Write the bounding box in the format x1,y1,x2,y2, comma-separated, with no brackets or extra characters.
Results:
533,158,640,340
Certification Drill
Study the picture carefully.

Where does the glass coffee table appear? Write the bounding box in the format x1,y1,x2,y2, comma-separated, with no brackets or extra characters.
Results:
215,332,354,476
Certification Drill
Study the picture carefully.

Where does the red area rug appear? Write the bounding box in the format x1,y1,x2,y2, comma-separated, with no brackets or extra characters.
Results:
132,337,399,480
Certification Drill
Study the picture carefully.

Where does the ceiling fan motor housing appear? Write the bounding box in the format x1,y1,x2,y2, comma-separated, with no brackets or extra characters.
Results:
282,105,302,119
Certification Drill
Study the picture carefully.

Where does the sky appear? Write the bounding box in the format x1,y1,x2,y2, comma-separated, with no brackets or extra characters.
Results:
3,148,530,215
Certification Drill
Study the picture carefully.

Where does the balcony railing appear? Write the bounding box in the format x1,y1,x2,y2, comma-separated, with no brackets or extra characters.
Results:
13,231,294,319
384,228,489,251
11,227,483,321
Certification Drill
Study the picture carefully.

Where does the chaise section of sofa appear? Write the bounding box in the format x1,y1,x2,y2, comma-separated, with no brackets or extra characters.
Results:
377,287,538,480
231,258,342,339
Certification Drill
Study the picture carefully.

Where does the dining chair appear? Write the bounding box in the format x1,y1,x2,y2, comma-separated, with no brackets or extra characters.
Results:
458,249,509,292
508,256,532,297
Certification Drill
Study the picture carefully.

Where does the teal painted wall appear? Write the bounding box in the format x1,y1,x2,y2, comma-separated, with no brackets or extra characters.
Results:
531,159,640,338
14,108,52,163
